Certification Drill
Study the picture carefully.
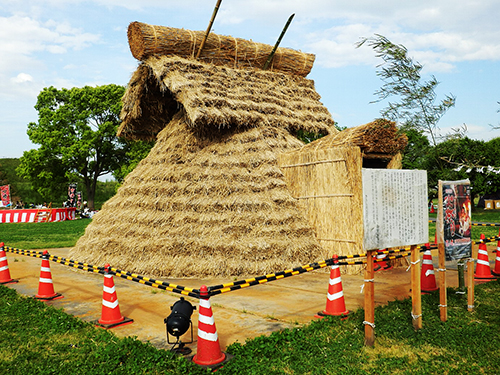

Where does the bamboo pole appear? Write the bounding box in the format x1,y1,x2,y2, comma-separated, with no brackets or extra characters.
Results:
364,249,375,346
196,0,223,59
467,257,475,312
437,181,447,322
410,245,422,330
263,13,295,70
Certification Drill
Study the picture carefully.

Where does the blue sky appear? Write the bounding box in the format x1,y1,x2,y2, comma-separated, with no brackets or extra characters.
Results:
1,0,499,159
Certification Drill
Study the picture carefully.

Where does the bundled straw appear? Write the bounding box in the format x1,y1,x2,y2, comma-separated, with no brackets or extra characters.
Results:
301,119,408,155
70,54,337,278
70,115,327,278
118,56,336,141
127,21,315,77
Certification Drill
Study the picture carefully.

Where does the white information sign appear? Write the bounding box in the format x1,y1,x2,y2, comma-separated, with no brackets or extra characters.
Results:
362,169,428,250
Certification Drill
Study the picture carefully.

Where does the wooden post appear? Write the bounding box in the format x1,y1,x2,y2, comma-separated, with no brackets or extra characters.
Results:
467,257,475,312
364,249,375,346
437,181,447,322
196,0,223,59
410,245,422,330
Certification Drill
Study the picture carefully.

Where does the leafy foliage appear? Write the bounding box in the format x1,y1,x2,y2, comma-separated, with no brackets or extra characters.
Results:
0,158,43,204
356,34,456,148
17,85,152,209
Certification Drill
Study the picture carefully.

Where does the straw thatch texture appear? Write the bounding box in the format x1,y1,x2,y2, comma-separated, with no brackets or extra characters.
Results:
118,56,335,141
302,119,407,155
277,120,409,273
70,114,328,277
128,21,315,77
70,55,337,278
277,147,364,274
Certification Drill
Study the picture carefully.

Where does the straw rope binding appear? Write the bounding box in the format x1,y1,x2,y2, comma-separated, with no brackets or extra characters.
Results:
127,21,315,77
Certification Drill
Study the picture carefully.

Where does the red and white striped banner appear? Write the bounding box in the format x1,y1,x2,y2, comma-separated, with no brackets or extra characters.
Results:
0,208,76,224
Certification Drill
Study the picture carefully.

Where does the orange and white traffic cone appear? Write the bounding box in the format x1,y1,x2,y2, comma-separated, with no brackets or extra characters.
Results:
475,234,496,280
35,250,63,300
492,228,500,276
421,244,438,293
316,255,350,318
96,264,133,328
192,285,229,369
0,242,18,284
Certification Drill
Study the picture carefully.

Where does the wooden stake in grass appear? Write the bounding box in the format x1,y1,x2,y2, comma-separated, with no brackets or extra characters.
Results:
437,181,448,322
410,244,422,330
364,249,375,346
467,256,475,312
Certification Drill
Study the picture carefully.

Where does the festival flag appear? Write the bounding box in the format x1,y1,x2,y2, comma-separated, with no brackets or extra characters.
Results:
0,185,11,207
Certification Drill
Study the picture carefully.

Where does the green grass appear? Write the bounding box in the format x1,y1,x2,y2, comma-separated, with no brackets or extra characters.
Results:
0,286,206,375
0,219,89,249
2,280,500,374
222,281,500,374
1,211,500,373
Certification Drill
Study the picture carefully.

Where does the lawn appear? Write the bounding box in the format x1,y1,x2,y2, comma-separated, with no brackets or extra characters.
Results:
0,211,499,374
1,280,499,374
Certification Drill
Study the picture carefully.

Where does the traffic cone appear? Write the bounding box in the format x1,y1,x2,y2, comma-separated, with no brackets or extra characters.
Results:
192,285,229,369
316,255,350,318
421,244,438,293
430,203,435,213
492,229,500,276
0,243,18,284
374,249,393,272
35,250,63,300
96,264,133,328
475,234,496,280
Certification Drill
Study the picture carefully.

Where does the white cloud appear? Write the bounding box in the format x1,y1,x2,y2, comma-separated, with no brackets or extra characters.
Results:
11,73,34,83
0,15,100,73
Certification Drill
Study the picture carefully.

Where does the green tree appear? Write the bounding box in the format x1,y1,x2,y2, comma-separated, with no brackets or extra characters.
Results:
433,137,500,203
18,85,134,209
356,34,456,149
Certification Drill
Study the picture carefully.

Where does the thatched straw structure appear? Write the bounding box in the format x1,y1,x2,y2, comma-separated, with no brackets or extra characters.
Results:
278,119,408,274
70,53,336,278
127,22,315,77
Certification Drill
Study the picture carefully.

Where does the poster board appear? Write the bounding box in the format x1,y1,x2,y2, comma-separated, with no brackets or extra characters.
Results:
362,169,428,250
437,180,472,261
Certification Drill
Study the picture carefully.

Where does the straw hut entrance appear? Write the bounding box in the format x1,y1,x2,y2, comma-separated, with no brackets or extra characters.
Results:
277,119,407,274
69,23,338,278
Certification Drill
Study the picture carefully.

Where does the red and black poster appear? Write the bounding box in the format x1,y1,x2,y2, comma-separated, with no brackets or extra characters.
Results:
0,185,10,207
439,180,472,261
67,184,77,207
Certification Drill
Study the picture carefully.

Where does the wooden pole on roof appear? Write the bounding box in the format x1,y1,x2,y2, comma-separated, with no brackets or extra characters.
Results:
196,0,223,59
263,13,295,70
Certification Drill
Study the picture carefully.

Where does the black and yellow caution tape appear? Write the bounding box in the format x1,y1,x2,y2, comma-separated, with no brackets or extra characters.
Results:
111,268,199,299
3,245,199,298
3,234,499,299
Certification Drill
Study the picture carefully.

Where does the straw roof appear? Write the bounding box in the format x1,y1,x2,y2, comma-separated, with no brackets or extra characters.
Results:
301,118,407,156
70,55,337,278
118,56,335,141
